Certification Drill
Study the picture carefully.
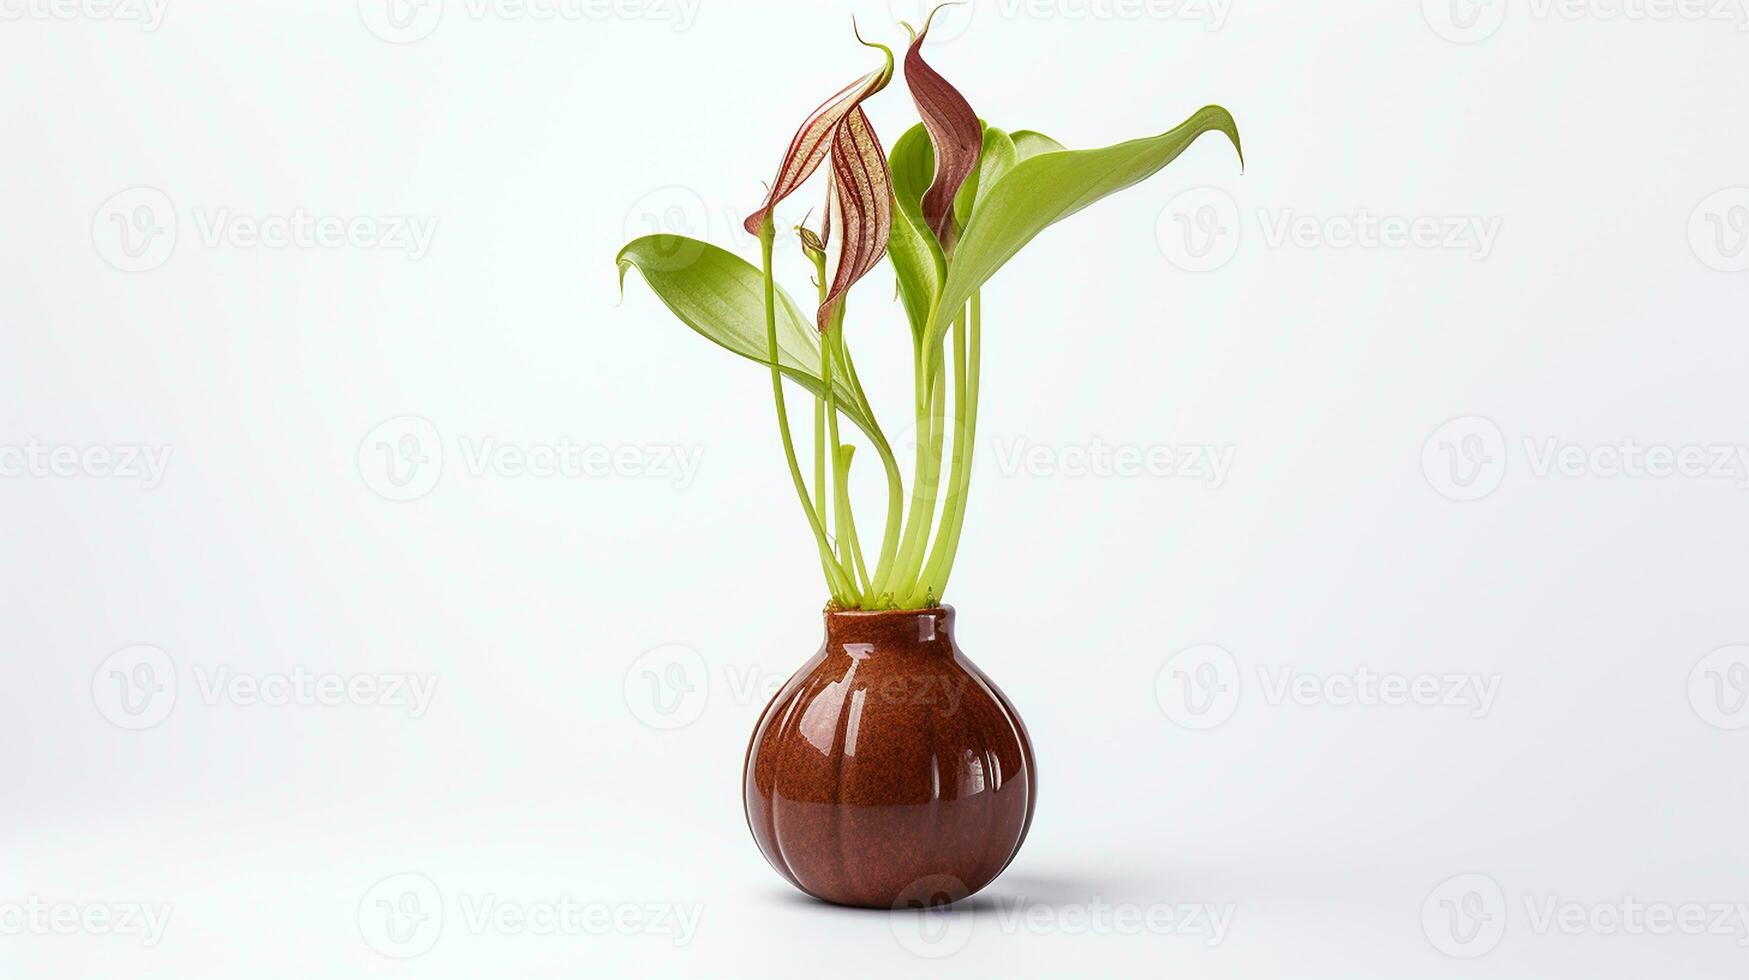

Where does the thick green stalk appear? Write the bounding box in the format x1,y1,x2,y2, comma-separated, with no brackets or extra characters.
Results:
834,334,904,604
870,342,931,601
758,219,854,602
820,309,862,604
918,290,982,602
888,330,951,606
813,398,826,528
834,446,872,594
808,253,828,531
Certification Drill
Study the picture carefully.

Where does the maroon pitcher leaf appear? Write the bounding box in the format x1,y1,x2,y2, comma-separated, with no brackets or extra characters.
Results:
819,106,893,330
903,8,981,248
743,38,894,237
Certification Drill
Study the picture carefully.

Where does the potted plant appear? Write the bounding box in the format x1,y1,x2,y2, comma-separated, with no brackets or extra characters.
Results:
617,10,1241,908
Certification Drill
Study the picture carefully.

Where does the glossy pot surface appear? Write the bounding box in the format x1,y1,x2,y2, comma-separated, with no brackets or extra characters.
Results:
743,606,1035,908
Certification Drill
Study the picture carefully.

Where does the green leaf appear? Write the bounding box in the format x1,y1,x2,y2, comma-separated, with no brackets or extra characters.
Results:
1009,129,1065,161
927,105,1243,349
887,123,946,341
616,234,880,440
953,125,1017,230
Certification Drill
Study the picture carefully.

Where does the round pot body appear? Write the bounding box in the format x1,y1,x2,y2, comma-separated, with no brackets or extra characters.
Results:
743,605,1035,908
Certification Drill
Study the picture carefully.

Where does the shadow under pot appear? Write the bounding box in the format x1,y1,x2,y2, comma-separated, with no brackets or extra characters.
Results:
743,605,1036,909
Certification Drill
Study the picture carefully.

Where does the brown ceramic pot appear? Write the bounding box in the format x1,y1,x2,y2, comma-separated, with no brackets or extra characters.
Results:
743,605,1036,908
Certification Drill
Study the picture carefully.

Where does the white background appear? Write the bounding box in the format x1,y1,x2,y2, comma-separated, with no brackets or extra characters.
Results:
2,0,1746,976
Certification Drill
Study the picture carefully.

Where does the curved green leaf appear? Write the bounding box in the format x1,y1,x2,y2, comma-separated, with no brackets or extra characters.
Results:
616,235,879,440
927,105,1243,349
888,123,945,341
953,126,1017,230
1009,129,1065,161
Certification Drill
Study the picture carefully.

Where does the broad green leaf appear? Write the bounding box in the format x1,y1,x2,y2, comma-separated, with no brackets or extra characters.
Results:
953,126,1017,230
1009,129,1065,161
927,104,1243,349
616,234,879,440
887,123,945,341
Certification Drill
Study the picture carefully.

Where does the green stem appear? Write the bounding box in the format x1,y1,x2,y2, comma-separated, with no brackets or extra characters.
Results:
888,331,950,605
918,290,981,602
834,333,904,604
821,308,862,604
834,446,872,594
809,257,828,532
871,342,930,601
758,219,853,603
813,396,826,529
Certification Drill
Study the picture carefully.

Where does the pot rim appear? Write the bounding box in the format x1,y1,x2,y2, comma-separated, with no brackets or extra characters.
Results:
823,603,954,619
